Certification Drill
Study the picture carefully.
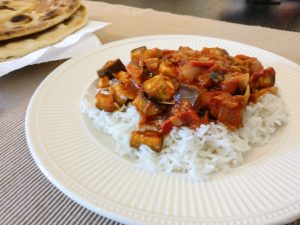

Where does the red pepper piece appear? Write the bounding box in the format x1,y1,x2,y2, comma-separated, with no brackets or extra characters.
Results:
160,109,204,135
190,60,215,68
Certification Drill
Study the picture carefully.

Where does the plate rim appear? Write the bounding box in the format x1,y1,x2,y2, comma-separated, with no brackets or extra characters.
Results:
25,34,300,225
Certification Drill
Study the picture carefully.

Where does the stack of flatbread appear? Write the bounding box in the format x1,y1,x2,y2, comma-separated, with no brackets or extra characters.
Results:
0,0,87,61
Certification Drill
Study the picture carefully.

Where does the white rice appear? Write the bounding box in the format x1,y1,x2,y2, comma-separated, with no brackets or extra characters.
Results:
81,93,288,180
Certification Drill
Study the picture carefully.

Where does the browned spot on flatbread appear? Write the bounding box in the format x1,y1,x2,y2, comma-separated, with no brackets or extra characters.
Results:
2,30,19,37
69,4,76,10
0,5,16,10
41,10,60,21
3,31,12,35
10,15,32,24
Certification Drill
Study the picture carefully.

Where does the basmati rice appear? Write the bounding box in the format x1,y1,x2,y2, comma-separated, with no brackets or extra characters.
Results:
82,93,288,180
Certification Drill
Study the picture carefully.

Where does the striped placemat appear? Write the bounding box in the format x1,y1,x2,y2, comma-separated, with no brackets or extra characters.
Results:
1,1,300,224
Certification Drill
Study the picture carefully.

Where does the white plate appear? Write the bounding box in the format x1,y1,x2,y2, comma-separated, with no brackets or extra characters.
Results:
26,35,300,225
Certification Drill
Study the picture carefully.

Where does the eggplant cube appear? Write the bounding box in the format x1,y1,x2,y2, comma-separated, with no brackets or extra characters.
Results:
97,59,126,79
133,92,161,116
174,84,203,109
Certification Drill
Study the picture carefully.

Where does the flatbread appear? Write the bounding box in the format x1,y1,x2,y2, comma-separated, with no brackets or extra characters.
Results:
0,0,81,41
0,5,87,61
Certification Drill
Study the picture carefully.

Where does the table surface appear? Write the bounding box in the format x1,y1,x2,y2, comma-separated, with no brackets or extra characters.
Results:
93,0,300,33
1,1,300,225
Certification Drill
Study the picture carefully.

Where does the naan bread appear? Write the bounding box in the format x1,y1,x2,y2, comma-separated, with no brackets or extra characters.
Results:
0,5,87,61
0,0,81,41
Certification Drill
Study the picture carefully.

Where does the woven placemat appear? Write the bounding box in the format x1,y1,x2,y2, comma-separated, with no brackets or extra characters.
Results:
1,1,300,224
